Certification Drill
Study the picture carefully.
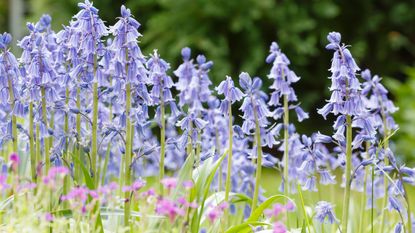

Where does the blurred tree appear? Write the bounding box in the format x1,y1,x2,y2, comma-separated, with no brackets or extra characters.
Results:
386,68,415,163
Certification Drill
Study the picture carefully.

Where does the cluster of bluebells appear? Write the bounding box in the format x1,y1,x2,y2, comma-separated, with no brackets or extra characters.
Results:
0,1,414,232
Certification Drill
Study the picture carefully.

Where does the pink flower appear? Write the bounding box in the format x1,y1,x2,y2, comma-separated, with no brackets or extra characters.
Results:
9,153,20,164
218,201,229,211
9,153,20,172
161,177,178,190
207,202,228,223
45,213,54,222
143,188,156,197
132,180,146,191
265,203,285,218
156,198,185,222
285,201,296,212
183,180,194,189
273,222,287,233
207,208,221,223
122,186,132,192
0,175,10,190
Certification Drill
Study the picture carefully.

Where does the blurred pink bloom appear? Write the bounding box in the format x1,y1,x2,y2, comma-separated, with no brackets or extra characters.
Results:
273,222,287,233
9,153,20,172
161,177,178,190
183,180,194,189
265,203,285,218
207,208,220,222
156,198,185,222
45,213,54,222
9,153,20,165
285,201,296,211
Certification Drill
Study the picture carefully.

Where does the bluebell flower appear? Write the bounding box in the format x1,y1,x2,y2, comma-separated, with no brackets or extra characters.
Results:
318,32,363,119
216,76,244,115
239,72,271,135
266,41,308,122
315,201,339,224
361,69,398,135
147,50,180,123
174,47,213,112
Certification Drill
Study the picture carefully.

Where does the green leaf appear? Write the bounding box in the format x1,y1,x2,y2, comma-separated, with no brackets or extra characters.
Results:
191,149,228,233
224,221,271,233
172,150,195,198
247,194,292,222
199,191,252,225
71,154,104,233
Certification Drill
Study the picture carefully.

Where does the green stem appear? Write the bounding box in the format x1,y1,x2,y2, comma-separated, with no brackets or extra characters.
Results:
298,183,312,233
400,174,413,233
101,142,111,185
251,101,263,214
75,86,82,183
379,115,389,233
41,86,50,172
29,102,36,181
159,98,166,194
370,162,375,233
283,94,290,228
36,124,41,177
341,114,352,233
124,82,132,230
283,95,289,195
224,104,233,222
63,88,70,209
216,129,222,191
7,72,17,154
92,81,98,184
358,142,370,233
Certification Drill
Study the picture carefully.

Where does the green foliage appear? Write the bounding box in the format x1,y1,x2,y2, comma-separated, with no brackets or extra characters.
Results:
386,67,415,164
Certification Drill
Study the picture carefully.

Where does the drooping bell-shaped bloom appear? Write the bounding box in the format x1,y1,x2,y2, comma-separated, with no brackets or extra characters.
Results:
315,201,339,224
239,72,271,135
266,41,308,122
174,47,213,112
0,33,20,149
318,32,364,119
147,50,180,123
216,76,244,115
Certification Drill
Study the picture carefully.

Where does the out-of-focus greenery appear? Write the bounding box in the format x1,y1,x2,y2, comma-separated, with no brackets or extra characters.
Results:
2,0,415,160
387,67,415,163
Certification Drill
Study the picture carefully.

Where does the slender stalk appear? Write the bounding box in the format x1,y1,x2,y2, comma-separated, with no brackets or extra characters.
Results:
63,88,70,208
124,82,132,229
251,102,263,214
101,142,111,185
92,81,98,183
7,77,18,154
29,102,36,181
358,142,370,233
195,133,201,167
159,96,166,194
41,86,50,172
224,104,233,222
36,124,41,177
399,174,413,233
298,183,312,233
75,85,82,183
370,162,375,233
216,129,222,191
283,94,291,228
379,114,389,233
283,95,289,195
341,114,352,233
